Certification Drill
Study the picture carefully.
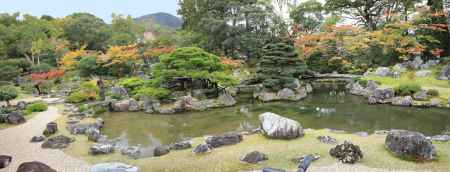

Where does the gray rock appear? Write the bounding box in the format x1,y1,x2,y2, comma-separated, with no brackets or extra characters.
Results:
193,144,212,154
217,93,237,107
259,112,304,139
142,97,160,114
170,141,192,150
366,81,379,92
41,135,74,149
409,56,424,69
6,112,26,125
240,151,268,164
90,143,114,155
347,82,367,96
112,99,132,112
16,101,27,110
277,88,297,101
413,90,429,101
205,133,243,148
17,161,56,172
262,168,286,172
429,98,441,107
30,136,45,143
90,162,139,172
254,89,278,102
306,83,313,93
317,136,337,144
370,88,395,103
438,62,450,80
374,67,391,77
415,70,432,77
128,99,140,112
296,154,320,172
121,146,141,159
86,128,101,142
0,155,12,169
431,135,449,142
392,96,413,106
385,130,436,161
43,122,58,136
153,145,170,157
329,141,363,164
393,63,407,72
110,87,129,98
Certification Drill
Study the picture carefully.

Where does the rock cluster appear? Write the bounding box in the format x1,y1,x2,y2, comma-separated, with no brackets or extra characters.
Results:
385,130,436,161
205,133,243,148
254,87,308,102
329,141,363,164
259,112,304,139
41,135,75,149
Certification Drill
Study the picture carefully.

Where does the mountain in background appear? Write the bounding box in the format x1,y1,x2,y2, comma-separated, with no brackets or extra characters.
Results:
135,12,182,29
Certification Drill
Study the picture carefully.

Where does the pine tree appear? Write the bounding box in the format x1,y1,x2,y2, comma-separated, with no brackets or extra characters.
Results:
256,41,308,91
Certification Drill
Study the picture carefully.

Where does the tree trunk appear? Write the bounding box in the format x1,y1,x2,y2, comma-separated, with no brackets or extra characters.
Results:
6,100,10,107
97,78,105,101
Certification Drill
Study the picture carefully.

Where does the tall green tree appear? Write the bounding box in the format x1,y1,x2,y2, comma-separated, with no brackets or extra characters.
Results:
62,13,110,50
108,14,144,46
290,0,325,33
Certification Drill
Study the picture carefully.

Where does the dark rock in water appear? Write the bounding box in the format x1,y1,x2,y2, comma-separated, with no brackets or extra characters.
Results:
121,146,141,159
41,135,74,149
193,144,212,154
438,62,450,80
431,135,449,142
17,161,56,172
170,141,192,150
329,141,363,164
16,101,27,110
90,143,114,155
354,132,369,137
240,151,268,164
86,128,101,142
262,167,286,172
90,162,139,172
296,154,318,172
30,135,46,143
0,155,12,169
153,145,170,157
6,112,26,125
205,133,243,148
317,136,337,144
259,112,304,139
385,130,436,161
43,122,58,136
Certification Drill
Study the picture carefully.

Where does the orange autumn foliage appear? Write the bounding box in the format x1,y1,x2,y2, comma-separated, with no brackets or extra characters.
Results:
29,70,65,81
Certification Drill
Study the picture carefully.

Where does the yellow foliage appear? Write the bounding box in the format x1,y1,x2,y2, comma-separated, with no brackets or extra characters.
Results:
59,46,88,70
99,44,139,67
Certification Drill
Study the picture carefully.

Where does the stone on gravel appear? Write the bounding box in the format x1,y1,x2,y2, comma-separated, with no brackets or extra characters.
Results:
41,135,74,149
0,155,12,169
17,161,56,172
153,145,170,157
431,135,449,142
87,128,101,142
90,143,114,155
121,146,141,159
329,141,363,164
317,136,337,144
205,133,243,148
43,122,58,136
6,112,26,125
262,167,286,172
240,151,268,164
170,141,192,150
30,135,46,143
193,144,212,154
259,112,304,139
90,162,139,172
385,130,436,161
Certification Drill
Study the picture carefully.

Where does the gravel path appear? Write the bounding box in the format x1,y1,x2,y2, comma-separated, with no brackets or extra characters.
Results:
0,106,90,172
308,163,420,172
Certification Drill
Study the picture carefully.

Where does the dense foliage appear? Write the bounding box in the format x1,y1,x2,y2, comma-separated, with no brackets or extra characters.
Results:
0,85,18,106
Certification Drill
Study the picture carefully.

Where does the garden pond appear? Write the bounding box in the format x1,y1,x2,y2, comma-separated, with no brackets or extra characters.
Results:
100,81,450,147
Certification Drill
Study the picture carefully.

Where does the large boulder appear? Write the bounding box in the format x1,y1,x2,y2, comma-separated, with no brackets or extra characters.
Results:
369,88,395,104
6,112,26,125
128,99,140,112
259,112,304,139
374,67,391,77
391,96,413,106
240,151,268,164
413,90,429,101
41,135,74,149
86,128,101,142
90,143,114,155
43,122,58,136
0,155,12,169
110,87,129,98
153,145,170,157
329,141,363,164
217,93,237,107
90,162,139,172
347,82,367,96
17,162,56,172
205,133,243,148
438,62,450,80
192,144,212,154
112,99,138,112
142,98,160,114
385,130,436,161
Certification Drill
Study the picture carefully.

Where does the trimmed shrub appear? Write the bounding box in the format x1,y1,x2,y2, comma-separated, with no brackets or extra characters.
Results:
25,102,48,114
119,77,145,92
31,63,53,73
0,85,18,106
426,89,439,97
395,83,422,96
66,91,90,103
134,87,171,100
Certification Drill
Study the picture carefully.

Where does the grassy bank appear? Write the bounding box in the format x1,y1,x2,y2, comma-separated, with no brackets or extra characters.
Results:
57,110,450,172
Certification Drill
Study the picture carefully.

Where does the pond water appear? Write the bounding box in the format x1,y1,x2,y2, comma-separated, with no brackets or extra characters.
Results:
100,81,450,147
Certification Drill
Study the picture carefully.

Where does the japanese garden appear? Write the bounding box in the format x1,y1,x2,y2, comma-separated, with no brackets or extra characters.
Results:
0,0,450,172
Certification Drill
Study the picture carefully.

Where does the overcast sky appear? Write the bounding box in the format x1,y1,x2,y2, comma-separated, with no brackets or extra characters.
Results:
0,0,179,22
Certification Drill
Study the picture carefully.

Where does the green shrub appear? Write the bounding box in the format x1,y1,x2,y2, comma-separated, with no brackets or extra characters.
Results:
134,87,171,100
66,91,90,103
25,102,48,113
0,85,18,106
93,106,107,115
427,89,439,97
31,63,53,73
395,83,422,96
354,78,368,87
119,77,145,92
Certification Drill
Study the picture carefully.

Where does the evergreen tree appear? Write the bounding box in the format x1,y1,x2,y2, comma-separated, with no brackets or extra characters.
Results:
256,41,308,91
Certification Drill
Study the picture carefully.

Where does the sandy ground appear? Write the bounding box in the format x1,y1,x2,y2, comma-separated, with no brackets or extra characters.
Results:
0,106,90,172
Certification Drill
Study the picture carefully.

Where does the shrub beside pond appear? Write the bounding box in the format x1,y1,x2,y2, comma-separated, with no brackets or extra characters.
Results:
25,102,48,114
395,83,421,96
